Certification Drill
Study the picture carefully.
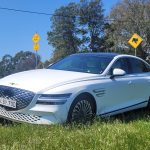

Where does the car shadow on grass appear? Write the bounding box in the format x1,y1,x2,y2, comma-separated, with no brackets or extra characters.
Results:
98,107,150,124
0,118,15,126
63,107,150,129
0,108,150,126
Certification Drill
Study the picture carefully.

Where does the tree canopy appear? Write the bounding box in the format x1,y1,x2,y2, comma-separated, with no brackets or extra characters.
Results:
108,0,150,59
0,51,41,78
47,0,150,61
47,0,105,62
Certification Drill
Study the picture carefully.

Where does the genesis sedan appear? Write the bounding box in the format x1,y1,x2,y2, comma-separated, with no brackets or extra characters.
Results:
0,53,150,124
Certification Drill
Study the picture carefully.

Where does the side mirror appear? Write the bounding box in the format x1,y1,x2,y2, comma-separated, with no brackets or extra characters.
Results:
110,68,126,79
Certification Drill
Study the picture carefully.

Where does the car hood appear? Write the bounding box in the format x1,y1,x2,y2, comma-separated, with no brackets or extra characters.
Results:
0,69,98,93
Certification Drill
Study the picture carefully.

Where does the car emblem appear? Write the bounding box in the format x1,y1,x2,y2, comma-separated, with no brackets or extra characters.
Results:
10,82,17,85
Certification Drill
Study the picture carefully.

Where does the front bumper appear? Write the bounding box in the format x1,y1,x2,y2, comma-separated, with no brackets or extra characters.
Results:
0,102,69,124
0,85,71,124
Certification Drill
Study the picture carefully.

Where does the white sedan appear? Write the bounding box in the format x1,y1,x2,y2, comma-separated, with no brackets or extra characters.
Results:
0,53,150,124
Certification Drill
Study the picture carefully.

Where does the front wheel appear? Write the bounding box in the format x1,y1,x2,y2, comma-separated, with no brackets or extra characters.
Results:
67,94,96,123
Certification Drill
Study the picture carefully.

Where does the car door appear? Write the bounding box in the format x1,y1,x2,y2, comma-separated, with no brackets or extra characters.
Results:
99,57,150,116
98,57,132,115
126,57,150,106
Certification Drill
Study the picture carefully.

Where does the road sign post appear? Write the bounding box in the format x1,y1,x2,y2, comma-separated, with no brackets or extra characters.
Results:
135,48,137,56
128,33,143,56
32,33,40,69
35,51,38,69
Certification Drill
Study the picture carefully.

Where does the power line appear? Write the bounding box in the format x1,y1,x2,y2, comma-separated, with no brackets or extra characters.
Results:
0,6,76,18
0,7,52,16
0,6,150,23
0,6,128,21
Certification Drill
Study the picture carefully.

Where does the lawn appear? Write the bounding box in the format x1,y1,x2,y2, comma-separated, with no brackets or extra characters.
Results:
0,108,150,150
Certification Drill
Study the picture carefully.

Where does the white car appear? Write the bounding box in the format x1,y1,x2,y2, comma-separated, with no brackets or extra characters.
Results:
0,53,150,124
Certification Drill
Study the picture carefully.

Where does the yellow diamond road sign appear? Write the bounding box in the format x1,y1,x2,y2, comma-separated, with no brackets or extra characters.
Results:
32,33,40,43
33,43,40,51
128,33,143,49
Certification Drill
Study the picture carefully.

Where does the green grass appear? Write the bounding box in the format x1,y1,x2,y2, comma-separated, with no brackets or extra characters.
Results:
0,108,150,150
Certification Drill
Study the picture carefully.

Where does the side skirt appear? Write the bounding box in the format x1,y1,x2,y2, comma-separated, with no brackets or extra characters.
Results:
100,100,148,116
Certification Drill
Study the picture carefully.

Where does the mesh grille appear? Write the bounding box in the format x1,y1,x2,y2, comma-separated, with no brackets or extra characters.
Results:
0,85,35,111
0,106,40,123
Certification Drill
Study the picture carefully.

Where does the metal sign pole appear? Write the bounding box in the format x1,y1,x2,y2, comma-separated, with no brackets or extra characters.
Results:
135,48,137,56
35,51,38,69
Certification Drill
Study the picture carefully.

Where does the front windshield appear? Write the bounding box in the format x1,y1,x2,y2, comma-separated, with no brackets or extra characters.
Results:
48,54,113,74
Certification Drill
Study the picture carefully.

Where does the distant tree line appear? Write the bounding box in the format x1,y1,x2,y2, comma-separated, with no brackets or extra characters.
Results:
0,51,42,78
47,0,150,62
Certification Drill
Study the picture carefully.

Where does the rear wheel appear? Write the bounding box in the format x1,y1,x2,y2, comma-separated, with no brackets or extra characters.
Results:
67,94,96,123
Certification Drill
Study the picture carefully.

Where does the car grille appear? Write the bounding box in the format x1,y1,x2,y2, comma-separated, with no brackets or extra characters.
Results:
0,106,40,123
0,85,35,111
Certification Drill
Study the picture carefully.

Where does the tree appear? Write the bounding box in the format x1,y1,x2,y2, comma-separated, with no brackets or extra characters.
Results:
108,0,150,59
0,51,42,78
0,55,14,78
79,0,105,52
47,3,81,61
47,0,105,62
13,51,41,73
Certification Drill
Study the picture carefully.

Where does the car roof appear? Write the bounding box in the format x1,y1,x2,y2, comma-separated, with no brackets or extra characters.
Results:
71,52,119,58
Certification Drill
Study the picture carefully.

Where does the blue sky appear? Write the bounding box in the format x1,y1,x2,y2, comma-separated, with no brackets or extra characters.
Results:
0,0,119,61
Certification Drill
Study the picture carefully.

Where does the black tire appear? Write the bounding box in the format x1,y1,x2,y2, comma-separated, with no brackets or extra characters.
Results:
67,93,96,123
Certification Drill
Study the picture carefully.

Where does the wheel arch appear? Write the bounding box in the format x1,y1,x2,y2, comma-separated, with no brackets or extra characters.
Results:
67,92,97,123
69,92,97,115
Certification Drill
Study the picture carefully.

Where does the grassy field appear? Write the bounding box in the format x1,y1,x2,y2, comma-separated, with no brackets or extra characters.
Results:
0,108,150,150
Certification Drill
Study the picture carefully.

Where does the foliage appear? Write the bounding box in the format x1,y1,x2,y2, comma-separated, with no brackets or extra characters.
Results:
42,60,51,68
47,0,105,62
79,0,105,52
47,3,80,61
0,51,41,78
107,0,150,59
0,55,14,78
47,0,150,61
13,51,41,73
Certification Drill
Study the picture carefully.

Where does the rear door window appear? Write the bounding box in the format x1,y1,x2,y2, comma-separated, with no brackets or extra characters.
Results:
128,58,150,74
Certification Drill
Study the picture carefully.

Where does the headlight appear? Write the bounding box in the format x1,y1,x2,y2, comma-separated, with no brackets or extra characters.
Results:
36,93,72,105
